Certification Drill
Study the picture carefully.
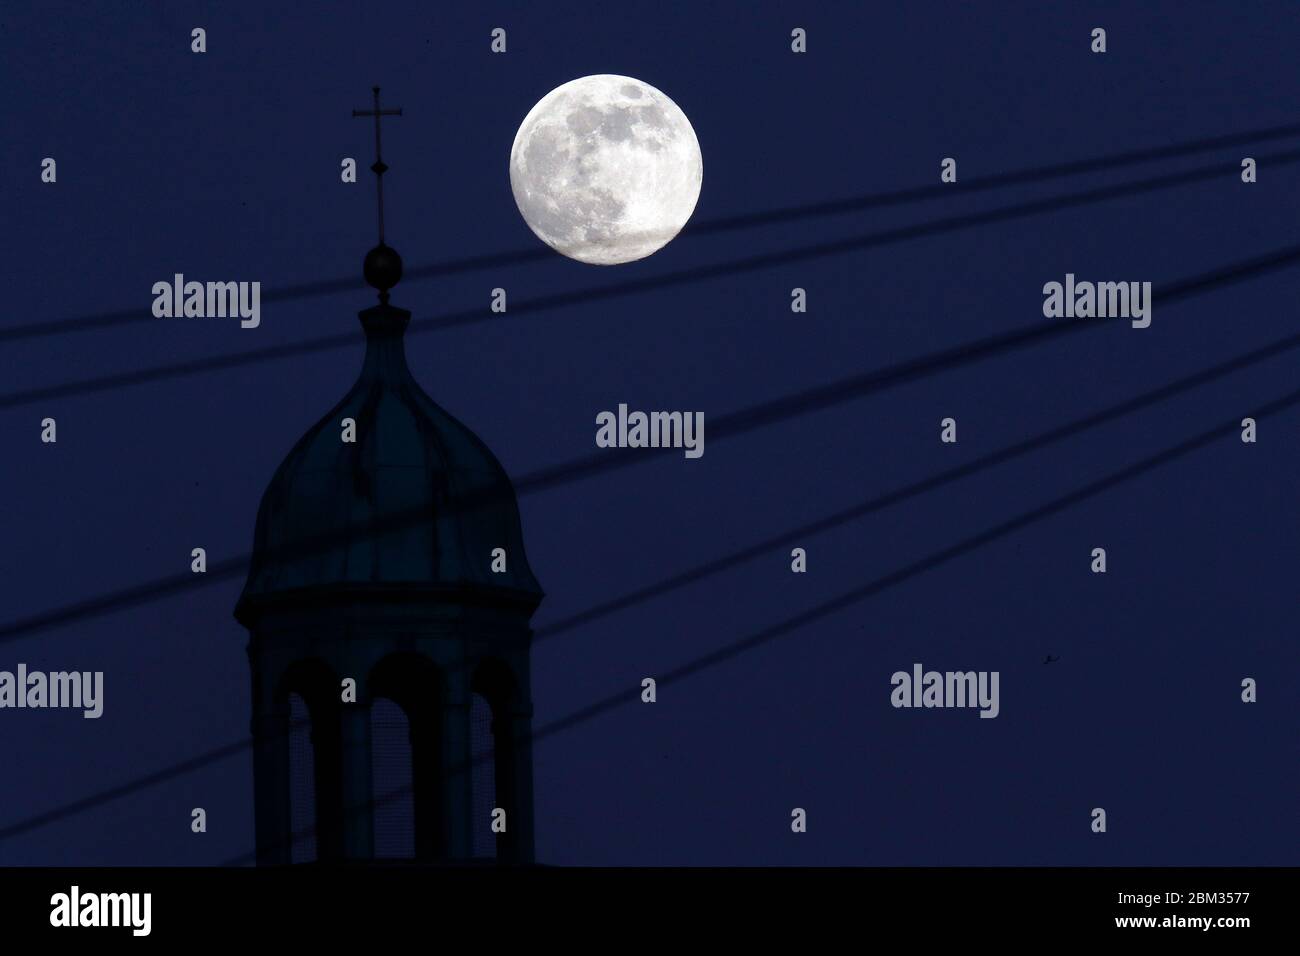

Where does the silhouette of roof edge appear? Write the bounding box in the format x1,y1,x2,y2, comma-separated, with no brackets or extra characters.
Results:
235,580,544,627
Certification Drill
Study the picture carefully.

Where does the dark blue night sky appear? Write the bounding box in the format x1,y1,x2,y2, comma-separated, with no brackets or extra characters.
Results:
2,0,1297,865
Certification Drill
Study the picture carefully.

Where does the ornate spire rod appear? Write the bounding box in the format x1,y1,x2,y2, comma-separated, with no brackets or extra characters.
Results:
352,87,404,304
352,86,403,245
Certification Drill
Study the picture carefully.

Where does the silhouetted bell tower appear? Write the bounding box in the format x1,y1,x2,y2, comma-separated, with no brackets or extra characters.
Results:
234,88,543,865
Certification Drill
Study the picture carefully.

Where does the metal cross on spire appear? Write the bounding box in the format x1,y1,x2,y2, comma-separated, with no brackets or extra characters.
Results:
352,86,403,245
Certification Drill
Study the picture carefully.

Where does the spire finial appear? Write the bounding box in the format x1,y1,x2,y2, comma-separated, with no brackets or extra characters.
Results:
353,86,404,302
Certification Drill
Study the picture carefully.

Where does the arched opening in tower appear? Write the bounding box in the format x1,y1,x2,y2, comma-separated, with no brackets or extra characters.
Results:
287,691,318,864
371,696,416,858
368,653,445,861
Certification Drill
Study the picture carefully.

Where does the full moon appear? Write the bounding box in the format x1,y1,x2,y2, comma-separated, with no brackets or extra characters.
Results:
509,74,703,265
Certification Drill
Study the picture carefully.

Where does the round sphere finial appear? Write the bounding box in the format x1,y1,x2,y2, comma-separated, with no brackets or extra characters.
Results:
364,243,403,296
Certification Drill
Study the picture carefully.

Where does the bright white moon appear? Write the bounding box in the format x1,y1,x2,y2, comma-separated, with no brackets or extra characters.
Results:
509,74,703,265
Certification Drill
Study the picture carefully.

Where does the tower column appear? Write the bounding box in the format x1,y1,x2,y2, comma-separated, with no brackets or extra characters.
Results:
409,705,444,860
251,703,292,866
338,702,374,859
504,704,536,864
442,671,473,859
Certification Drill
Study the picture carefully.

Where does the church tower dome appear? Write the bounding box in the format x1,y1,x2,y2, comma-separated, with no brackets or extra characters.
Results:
234,298,542,615
236,88,541,866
